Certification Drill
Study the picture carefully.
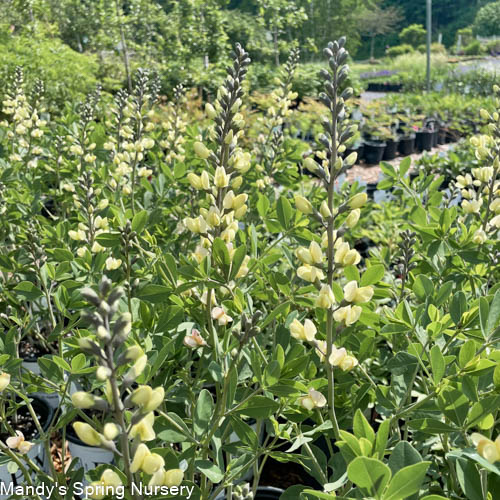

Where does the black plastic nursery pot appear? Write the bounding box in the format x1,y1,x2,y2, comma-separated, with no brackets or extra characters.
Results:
415,130,433,152
398,135,415,156
255,487,285,499
432,130,438,148
363,140,386,165
382,139,399,161
438,128,447,145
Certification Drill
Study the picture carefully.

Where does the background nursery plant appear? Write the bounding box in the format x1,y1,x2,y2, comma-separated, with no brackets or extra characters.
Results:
0,7,499,499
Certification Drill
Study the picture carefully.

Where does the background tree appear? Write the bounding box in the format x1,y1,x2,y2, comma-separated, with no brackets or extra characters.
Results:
357,3,402,60
473,0,500,36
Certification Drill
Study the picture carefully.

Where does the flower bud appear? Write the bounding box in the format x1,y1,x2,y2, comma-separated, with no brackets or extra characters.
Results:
345,209,360,228
316,285,336,309
187,173,202,190
294,195,313,214
320,201,331,218
205,103,217,119
348,192,367,209
0,372,11,391
103,423,120,440
71,392,96,409
164,469,184,487
73,422,102,447
194,142,210,159
214,167,229,188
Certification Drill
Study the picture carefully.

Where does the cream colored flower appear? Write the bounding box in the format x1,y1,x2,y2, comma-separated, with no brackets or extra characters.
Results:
345,209,360,228
343,281,374,304
211,306,233,326
333,305,362,326
298,389,327,410
349,193,367,209
184,328,207,348
130,412,156,441
105,257,122,271
462,199,482,214
0,372,10,391
294,195,313,214
214,167,229,188
316,285,336,309
290,318,317,341
472,228,487,244
6,431,34,454
297,264,324,282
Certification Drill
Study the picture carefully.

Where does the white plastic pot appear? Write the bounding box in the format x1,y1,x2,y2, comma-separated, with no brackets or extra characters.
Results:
67,435,114,478
0,398,52,500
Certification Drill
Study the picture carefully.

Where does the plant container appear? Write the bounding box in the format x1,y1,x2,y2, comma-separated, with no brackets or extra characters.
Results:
382,139,399,160
363,140,386,165
398,134,415,156
0,397,53,496
215,486,284,500
438,128,447,145
415,130,433,152
432,130,438,147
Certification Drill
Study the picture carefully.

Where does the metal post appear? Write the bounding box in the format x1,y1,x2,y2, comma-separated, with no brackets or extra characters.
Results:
426,0,432,92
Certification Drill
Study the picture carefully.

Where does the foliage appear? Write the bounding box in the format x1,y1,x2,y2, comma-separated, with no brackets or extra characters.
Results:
399,24,426,48
473,0,500,37
386,44,414,58
463,40,484,56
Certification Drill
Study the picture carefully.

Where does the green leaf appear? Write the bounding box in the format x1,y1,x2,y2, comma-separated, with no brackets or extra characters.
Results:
459,339,476,368
479,297,489,339
95,232,121,248
137,284,170,303
131,210,148,234
229,244,247,281
494,364,500,389
374,419,391,460
430,345,445,385
212,237,231,275
388,441,422,476
486,290,500,336
193,389,213,440
360,265,385,286
260,301,291,329
399,157,411,177
229,416,258,448
195,460,224,483
450,291,466,325
408,418,458,434
277,196,294,230
384,462,430,500
264,360,281,387
13,281,43,300
347,457,391,498
412,275,434,301
163,254,178,285
208,361,223,384
353,409,375,445
344,265,360,283
234,395,279,419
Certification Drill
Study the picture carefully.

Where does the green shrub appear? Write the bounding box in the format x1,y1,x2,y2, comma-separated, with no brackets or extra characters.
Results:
416,43,447,54
463,39,483,56
386,44,414,57
485,39,500,54
399,24,426,48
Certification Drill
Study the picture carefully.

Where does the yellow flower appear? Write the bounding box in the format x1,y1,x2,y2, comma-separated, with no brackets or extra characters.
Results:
472,228,487,244
471,433,500,463
343,281,374,303
105,257,122,271
294,195,313,214
205,103,217,119
298,389,327,410
69,229,86,241
303,157,318,172
71,392,96,409
297,264,324,282
333,305,362,326
0,372,10,391
194,142,210,159
472,167,494,183
309,241,323,264
320,201,331,218
73,422,102,447
214,167,230,188
103,423,120,440
334,242,361,266
130,412,156,441
316,285,336,309
328,346,358,371
88,469,123,499
290,318,317,341
187,173,202,190
149,468,184,487
345,209,360,228
490,198,500,213
462,199,482,214
348,193,367,209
